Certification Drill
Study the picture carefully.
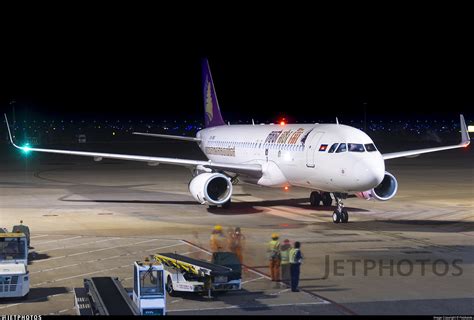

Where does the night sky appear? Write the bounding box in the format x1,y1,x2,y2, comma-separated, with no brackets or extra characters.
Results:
1,7,473,123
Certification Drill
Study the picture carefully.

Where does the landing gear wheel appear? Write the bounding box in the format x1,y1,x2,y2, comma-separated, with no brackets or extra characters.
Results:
332,211,341,223
322,193,332,206
221,199,231,209
166,276,178,297
310,192,322,207
341,209,349,223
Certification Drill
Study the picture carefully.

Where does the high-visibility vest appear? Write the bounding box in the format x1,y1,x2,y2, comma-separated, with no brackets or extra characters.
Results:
210,234,226,252
289,248,302,264
268,240,280,260
280,248,290,265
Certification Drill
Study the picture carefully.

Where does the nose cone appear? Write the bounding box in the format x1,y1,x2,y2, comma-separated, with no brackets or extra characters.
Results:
354,157,385,190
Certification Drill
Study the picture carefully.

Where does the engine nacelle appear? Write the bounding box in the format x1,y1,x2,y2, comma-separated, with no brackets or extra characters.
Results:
356,172,398,201
189,172,233,205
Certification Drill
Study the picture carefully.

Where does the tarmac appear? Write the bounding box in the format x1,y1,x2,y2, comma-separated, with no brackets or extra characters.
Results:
0,140,472,315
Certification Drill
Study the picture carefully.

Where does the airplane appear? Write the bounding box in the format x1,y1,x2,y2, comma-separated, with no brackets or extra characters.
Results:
4,59,471,223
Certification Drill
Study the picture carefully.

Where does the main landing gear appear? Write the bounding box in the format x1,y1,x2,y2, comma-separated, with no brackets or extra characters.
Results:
310,191,349,223
309,191,332,207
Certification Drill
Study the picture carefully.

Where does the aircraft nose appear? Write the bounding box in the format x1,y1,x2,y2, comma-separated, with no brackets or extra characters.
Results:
353,157,385,190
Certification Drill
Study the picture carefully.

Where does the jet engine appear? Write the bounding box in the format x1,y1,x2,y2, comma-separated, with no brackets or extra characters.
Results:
189,172,233,205
355,172,398,201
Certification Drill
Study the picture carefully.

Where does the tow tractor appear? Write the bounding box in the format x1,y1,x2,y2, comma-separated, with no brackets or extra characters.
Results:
154,252,242,297
75,260,166,316
0,232,29,298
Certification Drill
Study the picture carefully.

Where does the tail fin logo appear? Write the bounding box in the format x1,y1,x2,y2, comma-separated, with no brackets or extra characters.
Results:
202,59,225,127
205,76,214,122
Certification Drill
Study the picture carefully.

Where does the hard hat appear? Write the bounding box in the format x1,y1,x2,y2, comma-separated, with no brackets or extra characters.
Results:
283,239,290,244
271,233,279,239
214,225,223,231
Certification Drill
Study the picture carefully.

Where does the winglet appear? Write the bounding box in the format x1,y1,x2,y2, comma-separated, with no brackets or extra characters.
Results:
4,114,25,151
460,114,470,146
4,114,17,148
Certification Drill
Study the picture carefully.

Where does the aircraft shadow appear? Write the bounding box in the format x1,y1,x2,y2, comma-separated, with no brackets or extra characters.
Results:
208,198,370,215
60,198,198,205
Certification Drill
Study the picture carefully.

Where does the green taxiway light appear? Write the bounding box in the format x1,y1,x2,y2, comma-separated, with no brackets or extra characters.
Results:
21,143,31,154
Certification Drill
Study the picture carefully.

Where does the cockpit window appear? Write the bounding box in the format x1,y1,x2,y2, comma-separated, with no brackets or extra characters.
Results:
335,143,347,153
364,143,377,152
348,143,365,152
328,143,339,153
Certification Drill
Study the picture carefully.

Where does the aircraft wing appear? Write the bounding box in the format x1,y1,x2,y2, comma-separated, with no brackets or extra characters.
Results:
4,115,261,177
133,132,201,142
383,114,470,160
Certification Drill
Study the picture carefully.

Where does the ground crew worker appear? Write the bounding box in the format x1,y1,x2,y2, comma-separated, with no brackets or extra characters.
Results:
267,233,281,281
226,227,234,251
289,241,303,292
231,227,245,264
280,239,291,285
210,225,226,253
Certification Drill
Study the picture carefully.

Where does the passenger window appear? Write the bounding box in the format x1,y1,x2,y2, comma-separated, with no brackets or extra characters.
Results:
348,143,365,152
328,143,339,153
336,143,347,153
365,143,377,152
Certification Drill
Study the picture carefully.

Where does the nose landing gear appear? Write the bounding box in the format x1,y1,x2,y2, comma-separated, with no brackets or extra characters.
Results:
332,193,349,223
310,191,349,223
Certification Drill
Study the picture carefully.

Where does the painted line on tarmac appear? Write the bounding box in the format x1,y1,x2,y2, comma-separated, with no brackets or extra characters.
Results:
0,290,74,310
33,263,131,287
36,237,121,253
32,238,166,263
241,276,264,285
170,301,330,313
31,243,184,275
270,288,290,295
34,235,83,245
49,308,73,315
180,250,204,255
30,234,50,239
180,239,357,316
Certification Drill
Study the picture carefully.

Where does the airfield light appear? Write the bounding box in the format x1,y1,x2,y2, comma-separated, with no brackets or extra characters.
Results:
279,118,286,126
21,143,32,155
468,125,474,133
284,186,289,191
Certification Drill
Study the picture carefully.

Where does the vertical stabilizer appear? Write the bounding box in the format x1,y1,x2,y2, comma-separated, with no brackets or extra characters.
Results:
202,59,226,128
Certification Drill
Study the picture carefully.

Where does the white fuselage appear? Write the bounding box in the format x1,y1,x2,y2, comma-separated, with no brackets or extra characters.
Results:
196,123,385,193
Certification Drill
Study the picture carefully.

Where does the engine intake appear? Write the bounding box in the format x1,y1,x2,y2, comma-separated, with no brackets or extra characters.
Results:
356,172,398,201
189,173,233,205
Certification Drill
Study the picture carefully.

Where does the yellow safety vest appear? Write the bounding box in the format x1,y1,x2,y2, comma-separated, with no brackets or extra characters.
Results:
289,248,301,264
280,248,290,265
268,240,280,260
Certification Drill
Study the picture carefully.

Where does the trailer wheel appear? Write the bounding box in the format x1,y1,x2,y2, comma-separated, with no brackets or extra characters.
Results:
166,276,178,297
